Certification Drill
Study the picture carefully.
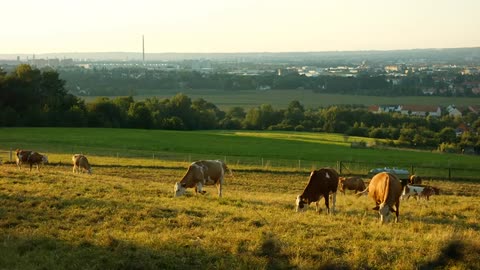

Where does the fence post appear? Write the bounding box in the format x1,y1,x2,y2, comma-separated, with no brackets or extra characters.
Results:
261,158,264,167
298,160,301,170
448,168,451,180
153,154,155,160
9,149,12,162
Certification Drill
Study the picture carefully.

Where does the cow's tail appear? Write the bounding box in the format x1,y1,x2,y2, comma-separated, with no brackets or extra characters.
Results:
383,174,391,204
356,187,369,197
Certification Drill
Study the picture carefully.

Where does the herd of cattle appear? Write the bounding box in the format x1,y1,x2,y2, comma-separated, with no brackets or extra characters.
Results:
13,150,439,223
15,149,92,174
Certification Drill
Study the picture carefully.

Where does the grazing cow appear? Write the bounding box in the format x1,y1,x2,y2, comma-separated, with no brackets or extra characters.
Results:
338,176,366,194
72,154,92,174
401,185,425,200
409,174,422,185
360,172,404,223
174,160,228,197
15,149,48,171
295,168,339,214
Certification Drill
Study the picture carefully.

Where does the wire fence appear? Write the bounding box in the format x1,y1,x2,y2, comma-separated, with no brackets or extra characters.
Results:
1,149,478,181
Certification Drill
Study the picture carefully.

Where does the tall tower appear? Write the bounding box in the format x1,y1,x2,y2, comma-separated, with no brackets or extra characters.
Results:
142,35,145,65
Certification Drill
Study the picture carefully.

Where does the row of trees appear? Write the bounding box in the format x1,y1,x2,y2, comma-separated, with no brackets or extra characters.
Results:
60,67,480,97
2,65,480,152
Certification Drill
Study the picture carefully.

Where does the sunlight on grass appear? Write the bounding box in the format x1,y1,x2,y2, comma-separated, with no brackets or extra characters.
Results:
1,159,479,269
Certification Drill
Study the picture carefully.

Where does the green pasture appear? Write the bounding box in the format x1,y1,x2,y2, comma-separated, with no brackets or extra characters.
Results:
81,90,480,109
1,127,479,180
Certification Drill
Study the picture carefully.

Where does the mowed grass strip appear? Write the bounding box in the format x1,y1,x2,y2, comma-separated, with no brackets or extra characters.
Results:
81,90,480,110
0,161,479,269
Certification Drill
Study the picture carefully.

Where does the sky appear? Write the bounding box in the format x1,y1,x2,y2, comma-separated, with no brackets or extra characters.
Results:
2,0,480,54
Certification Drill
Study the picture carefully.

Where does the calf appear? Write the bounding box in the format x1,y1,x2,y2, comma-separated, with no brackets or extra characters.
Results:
16,149,48,171
295,168,339,214
419,186,436,200
338,176,366,194
72,154,92,174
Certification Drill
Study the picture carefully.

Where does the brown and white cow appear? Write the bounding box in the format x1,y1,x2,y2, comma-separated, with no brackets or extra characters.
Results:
359,172,404,223
409,174,422,185
338,176,366,195
295,168,339,214
174,160,229,197
15,149,48,171
72,154,92,174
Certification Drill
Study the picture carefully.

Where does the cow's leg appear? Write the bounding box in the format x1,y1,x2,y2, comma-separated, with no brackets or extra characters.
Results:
330,192,337,214
216,177,223,197
394,200,400,223
324,194,330,214
315,201,320,212
196,182,206,195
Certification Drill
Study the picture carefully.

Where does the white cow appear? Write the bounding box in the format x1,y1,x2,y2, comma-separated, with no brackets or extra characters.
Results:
72,154,92,174
174,160,228,197
401,185,425,200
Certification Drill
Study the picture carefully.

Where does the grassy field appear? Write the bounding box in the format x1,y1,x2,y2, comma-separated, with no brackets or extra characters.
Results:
80,90,480,110
1,160,479,269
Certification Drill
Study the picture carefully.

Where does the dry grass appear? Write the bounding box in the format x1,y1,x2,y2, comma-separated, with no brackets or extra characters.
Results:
1,161,479,269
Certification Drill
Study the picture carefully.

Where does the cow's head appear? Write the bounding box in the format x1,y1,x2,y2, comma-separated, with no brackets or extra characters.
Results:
42,155,49,164
378,203,391,223
174,182,187,197
295,195,307,212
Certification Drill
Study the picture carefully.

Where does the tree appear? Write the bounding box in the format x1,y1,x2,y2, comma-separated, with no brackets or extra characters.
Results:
437,127,457,144
283,100,305,126
128,102,153,129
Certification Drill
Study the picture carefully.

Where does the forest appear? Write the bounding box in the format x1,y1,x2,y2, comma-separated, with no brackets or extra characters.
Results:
1,65,479,152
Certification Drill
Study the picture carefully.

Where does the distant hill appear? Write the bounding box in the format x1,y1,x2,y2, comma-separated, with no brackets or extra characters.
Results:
1,47,480,64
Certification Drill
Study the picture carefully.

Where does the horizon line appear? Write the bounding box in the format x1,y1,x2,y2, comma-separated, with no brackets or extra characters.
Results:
2,46,480,56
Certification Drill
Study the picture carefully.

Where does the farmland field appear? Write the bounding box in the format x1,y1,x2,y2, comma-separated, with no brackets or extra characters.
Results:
79,90,480,109
1,158,479,269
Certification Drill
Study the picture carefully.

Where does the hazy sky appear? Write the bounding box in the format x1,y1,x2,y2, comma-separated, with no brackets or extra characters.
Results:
2,0,479,54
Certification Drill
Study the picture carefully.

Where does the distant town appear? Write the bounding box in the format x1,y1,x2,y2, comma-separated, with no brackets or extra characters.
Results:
1,48,480,99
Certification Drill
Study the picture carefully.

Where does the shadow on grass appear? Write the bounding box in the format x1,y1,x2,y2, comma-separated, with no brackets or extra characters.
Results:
0,234,262,270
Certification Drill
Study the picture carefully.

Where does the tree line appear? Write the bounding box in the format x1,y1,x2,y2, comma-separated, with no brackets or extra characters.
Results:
2,65,479,152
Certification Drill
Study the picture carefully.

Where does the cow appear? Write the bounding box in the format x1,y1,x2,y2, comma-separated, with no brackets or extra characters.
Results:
72,154,92,174
338,176,366,194
419,186,436,200
295,168,339,214
174,160,228,198
409,174,422,185
401,185,425,200
15,149,48,171
358,172,404,223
